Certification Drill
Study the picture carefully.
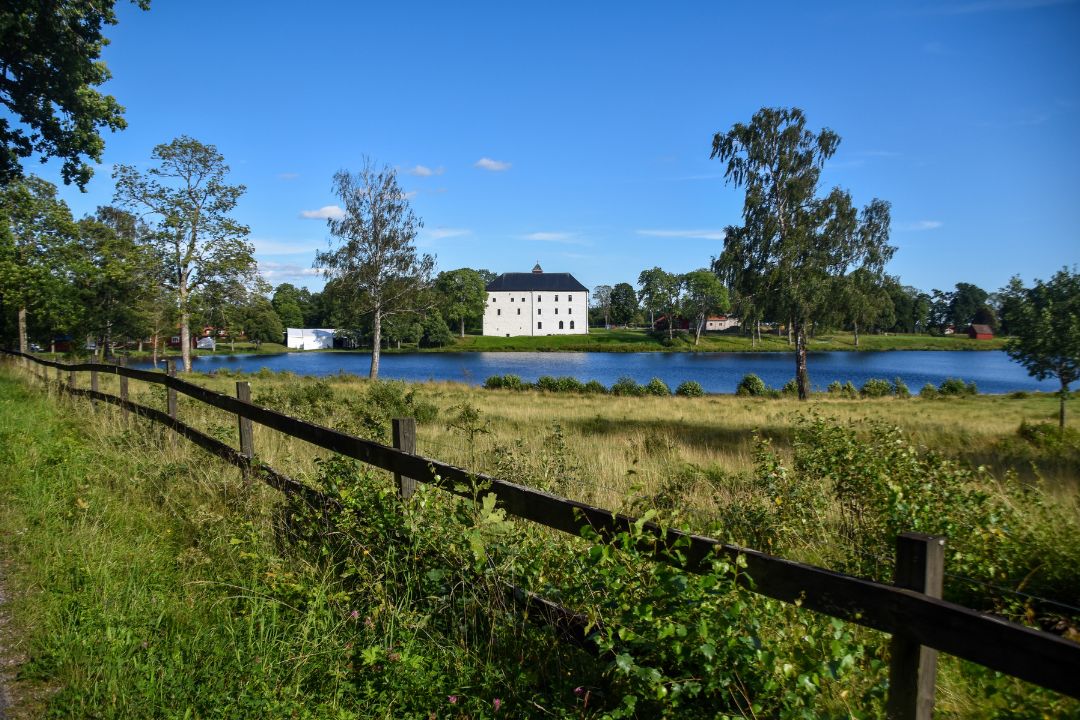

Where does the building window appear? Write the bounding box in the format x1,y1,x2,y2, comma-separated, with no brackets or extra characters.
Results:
511,297,514,302
538,309,542,315
570,321,575,329
555,308,559,314
521,297,525,302
568,307,572,314
559,321,564,329
568,295,572,302
537,295,542,302
517,308,521,315
555,295,559,301
537,322,542,329
491,296,496,302
497,309,501,316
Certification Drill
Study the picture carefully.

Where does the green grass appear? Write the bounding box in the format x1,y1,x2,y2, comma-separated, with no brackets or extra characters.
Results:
1,362,1076,717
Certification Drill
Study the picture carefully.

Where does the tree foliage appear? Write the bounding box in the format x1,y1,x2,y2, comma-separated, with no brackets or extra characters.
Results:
114,136,255,371
1002,268,1080,429
682,270,730,345
314,160,434,378
712,107,894,398
592,284,613,326
0,0,149,189
434,267,486,337
0,175,79,350
609,282,638,326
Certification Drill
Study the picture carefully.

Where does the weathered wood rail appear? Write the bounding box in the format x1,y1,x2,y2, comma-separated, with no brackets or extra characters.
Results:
3,349,1079,717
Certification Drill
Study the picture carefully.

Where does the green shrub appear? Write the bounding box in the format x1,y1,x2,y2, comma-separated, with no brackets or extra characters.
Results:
583,379,608,394
938,377,977,396
484,375,504,389
842,381,858,398
919,383,939,399
534,375,560,392
827,381,843,395
736,373,768,397
780,378,799,396
860,378,892,398
555,376,586,393
611,376,646,397
644,377,671,396
892,377,911,398
675,380,704,397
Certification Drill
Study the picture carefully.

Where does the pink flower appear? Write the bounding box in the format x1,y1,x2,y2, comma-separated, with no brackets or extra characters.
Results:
349,610,359,619
574,686,584,695
493,698,502,712
448,695,458,705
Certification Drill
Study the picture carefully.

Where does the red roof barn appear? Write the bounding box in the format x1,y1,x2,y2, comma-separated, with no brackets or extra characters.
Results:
966,324,994,340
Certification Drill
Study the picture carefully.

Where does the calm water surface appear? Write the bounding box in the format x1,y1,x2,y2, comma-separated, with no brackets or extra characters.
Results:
138,350,1057,395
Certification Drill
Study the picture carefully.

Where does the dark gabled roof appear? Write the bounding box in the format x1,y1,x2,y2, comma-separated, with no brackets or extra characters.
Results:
969,324,994,335
486,272,588,293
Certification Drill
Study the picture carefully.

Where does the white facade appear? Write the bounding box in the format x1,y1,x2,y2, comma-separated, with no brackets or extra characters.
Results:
483,289,589,336
285,328,335,350
705,315,740,332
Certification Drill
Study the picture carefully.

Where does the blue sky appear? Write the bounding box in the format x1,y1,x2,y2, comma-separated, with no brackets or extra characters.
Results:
28,0,1080,295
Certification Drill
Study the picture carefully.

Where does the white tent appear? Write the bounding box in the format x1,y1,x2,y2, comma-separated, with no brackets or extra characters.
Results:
285,328,335,350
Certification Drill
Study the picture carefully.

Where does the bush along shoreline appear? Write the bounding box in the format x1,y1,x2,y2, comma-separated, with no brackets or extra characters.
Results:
483,372,985,399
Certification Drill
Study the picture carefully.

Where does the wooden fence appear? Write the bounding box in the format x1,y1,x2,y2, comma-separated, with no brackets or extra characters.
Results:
3,349,1078,718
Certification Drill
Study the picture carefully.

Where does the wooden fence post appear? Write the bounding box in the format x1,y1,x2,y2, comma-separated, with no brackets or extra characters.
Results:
166,360,177,419
886,532,946,720
90,366,99,407
68,365,76,391
236,381,254,461
392,417,417,499
119,357,129,422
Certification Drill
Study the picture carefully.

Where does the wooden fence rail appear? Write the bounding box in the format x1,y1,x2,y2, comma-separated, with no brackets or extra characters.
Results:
3,349,1078,715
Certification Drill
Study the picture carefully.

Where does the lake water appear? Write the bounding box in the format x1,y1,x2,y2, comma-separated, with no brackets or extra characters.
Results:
136,350,1058,395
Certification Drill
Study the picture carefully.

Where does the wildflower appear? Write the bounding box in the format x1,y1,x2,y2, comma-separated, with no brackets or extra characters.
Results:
448,695,458,705
364,616,375,629
493,698,502,712
574,686,584,695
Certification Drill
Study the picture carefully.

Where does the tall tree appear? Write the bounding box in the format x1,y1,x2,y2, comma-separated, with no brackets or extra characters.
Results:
0,0,148,189
609,282,638,326
271,283,306,328
1001,269,1080,431
712,107,894,398
682,270,730,345
434,267,486,337
0,176,79,351
114,136,256,371
949,282,989,328
841,267,894,347
592,284,613,327
314,161,434,378
73,206,157,357
638,267,682,334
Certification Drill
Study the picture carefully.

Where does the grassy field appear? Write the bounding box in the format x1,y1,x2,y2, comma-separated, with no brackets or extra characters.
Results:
1,360,1077,717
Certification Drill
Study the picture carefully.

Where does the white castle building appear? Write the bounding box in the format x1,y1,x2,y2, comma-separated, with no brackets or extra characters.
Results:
482,264,589,336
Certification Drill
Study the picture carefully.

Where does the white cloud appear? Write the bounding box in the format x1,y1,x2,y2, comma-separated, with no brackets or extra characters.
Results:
426,227,471,240
474,157,511,172
897,220,943,231
299,205,345,220
402,190,419,200
259,261,322,283
636,229,727,240
405,164,444,177
252,237,324,255
523,232,576,243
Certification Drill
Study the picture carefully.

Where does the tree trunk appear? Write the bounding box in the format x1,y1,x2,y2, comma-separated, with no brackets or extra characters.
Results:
795,321,810,401
104,320,113,360
180,310,192,372
138,338,143,353
694,316,703,346
1060,380,1068,433
787,318,793,346
668,309,674,340
152,332,159,368
17,306,27,353
854,321,860,348
370,306,382,379
460,317,465,338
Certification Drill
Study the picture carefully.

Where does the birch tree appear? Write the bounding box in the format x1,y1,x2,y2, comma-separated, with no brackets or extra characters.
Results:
712,107,894,398
314,161,434,378
114,136,255,371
